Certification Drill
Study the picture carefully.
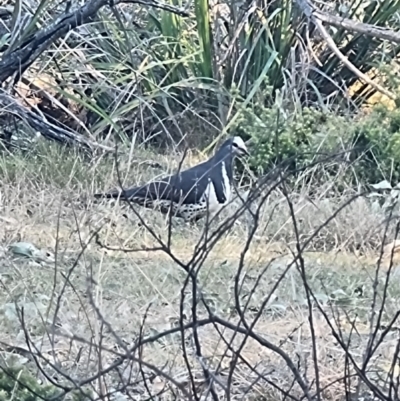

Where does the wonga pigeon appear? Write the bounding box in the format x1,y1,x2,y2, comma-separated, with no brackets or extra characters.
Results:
94,136,249,222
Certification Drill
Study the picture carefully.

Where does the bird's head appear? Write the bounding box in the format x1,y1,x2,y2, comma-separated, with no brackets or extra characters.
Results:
230,136,249,157
214,136,249,162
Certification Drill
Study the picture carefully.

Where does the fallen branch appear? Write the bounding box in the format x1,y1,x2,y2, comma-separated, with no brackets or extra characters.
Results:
313,7,400,45
0,91,114,152
0,0,189,84
295,0,397,101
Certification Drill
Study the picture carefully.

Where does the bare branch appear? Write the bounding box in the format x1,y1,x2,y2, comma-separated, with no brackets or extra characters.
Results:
313,7,400,45
0,0,189,84
295,0,397,100
0,91,114,151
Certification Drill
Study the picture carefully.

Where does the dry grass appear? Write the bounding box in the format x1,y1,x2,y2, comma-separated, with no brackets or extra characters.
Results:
0,142,399,400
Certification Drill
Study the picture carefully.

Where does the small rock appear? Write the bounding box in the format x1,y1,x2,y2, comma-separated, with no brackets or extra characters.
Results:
8,242,54,263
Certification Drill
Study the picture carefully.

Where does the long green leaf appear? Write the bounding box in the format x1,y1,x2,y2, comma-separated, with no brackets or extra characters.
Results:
194,0,213,79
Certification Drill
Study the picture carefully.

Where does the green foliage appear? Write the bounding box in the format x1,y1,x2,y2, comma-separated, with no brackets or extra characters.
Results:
2,0,400,151
0,367,59,401
352,105,400,183
194,0,213,79
232,85,400,186
0,141,109,189
46,0,398,145
0,366,92,401
231,87,349,175
224,0,301,95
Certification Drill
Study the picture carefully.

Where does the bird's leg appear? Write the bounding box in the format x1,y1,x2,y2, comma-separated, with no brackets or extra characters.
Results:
187,219,197,229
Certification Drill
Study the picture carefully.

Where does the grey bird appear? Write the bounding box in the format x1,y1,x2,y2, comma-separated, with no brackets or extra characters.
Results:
94,136,249,223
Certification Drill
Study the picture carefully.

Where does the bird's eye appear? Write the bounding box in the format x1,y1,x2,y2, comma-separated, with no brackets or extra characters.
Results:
232,143,238,147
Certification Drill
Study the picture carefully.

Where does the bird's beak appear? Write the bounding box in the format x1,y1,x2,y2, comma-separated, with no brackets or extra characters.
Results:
239,146,249,157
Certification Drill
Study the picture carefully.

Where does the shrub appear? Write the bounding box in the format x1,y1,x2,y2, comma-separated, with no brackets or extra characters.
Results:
352,105,400,184
0,366,91,401
0,367,59,401
231,89,350,174
231,89,400,187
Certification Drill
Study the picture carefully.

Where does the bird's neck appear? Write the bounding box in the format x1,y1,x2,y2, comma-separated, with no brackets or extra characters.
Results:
224,155,234,181
213,150,234,182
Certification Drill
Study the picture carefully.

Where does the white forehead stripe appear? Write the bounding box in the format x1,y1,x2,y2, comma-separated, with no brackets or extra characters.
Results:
233,136,247,150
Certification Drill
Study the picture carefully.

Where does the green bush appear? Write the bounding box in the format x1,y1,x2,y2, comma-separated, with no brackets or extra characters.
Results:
231,90,400,187
351,105,400,184
0,367,91,401
231,93,349,174
0,367,59,401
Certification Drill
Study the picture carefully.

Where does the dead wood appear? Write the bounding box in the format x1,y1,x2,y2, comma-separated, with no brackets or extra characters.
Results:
296,0,400,45
295,0,397,101
0,91,114,152
0,0,188,150
0,0,189,84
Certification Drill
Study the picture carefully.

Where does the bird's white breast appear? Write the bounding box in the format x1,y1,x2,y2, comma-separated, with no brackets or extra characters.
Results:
202,179,220,213
199,161,232,217
221,161,231,204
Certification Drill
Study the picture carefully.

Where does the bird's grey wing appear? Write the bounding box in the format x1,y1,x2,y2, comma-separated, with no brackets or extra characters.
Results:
94,161,213,205
173,167,214,205
114,180,177,202
181,161,229,204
